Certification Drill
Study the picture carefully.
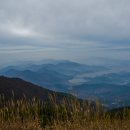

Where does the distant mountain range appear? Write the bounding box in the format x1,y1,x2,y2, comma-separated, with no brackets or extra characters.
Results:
0,60,130,108
72,83,130,108
0,60,107,92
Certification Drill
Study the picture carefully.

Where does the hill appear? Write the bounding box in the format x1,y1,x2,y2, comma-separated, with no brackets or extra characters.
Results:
0,76,73,101
0,60,107,92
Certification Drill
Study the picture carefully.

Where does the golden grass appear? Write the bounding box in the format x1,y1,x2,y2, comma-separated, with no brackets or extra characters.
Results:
0,94,130,130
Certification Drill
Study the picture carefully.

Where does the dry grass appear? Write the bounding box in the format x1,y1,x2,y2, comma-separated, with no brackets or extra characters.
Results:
0,94,130,130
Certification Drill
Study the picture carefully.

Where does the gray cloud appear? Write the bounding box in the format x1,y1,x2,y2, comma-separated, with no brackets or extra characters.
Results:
0,0,130,64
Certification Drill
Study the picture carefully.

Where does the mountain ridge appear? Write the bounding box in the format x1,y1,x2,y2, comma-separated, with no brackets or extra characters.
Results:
0,76,74,102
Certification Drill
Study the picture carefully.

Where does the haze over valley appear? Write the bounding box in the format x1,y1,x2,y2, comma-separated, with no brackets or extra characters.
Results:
0,59,130,108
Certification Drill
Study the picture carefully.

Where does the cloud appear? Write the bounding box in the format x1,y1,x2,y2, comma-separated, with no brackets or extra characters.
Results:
0,0,130,64
1,0,130,42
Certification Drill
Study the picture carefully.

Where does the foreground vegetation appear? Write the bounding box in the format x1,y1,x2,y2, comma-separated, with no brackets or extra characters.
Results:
0,94,130,130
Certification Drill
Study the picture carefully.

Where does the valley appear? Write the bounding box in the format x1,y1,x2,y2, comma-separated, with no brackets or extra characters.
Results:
0,59,130,108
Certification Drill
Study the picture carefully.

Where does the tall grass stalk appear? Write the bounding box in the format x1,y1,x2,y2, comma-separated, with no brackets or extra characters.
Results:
0,93,130,130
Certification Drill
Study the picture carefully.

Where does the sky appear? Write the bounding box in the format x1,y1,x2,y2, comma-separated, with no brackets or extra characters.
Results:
0,0,130,65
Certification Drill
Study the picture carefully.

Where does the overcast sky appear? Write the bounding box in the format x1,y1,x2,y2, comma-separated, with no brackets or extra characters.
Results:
0,0,130,65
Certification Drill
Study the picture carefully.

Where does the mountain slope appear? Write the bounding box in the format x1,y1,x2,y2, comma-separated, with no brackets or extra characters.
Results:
0,68,70,92
0,76,99,112
0,76,73,101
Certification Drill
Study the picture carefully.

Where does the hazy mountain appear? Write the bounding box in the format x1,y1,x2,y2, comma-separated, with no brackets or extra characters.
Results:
0,76,98,111
1,60,130,108
0,76,75,102
72,83,130,108
0,60,107,92
0,69,70,92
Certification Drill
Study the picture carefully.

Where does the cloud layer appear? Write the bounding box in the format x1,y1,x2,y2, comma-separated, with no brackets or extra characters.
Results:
0,0,130,64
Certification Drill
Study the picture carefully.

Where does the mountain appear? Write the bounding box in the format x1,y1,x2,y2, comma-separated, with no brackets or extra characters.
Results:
0,68,70,92
2,60,130,108
0,60,107,92
0,76,75,102
69,69,130,108
72,83,130,108
0,76,98,111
